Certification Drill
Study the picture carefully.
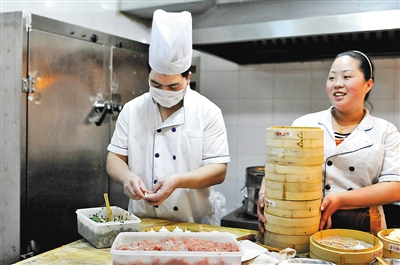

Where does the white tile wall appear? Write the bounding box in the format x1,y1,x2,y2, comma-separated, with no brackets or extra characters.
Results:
198,51,400,214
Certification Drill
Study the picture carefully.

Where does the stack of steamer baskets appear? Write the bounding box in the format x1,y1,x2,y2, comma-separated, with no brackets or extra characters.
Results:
264,126,324,253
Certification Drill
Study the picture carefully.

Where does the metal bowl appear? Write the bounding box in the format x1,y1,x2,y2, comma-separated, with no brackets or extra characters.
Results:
279,258,335,264
369,259,400,265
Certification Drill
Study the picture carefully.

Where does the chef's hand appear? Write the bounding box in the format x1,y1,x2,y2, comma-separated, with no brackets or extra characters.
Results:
257,193,266,234
123,175,149,201
319,194,340,230
106,152,150,200
144,176,176,206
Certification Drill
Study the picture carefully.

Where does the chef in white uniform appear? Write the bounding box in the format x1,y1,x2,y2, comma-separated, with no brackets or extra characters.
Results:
257,50,400,235
291,106,400,234
106,9,230,225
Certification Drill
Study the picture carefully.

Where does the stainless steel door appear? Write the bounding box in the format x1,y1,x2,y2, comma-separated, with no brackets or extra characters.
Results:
23,29,110,253
0,12,149,262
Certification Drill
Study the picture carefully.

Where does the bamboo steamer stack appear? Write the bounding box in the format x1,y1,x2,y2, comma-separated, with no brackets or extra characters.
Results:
264,126,324,253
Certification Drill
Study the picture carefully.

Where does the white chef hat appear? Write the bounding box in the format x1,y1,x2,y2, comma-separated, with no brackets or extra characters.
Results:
149,9,192,75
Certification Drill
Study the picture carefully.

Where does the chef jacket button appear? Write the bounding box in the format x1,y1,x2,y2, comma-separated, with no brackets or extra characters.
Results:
327,161,333,166
173,206,178,211
172,127,176,132
155,153,160,158
324,184,331,190
348,187,353,191
349,166,355,171
153,179,158,184
173,155,176,160
157,129,162,133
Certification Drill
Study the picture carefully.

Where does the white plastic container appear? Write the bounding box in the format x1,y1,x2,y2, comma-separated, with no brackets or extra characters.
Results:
76,206,141,248
110,232,244,265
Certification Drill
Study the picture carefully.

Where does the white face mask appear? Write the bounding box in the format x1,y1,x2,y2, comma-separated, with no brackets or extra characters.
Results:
149,86,187,108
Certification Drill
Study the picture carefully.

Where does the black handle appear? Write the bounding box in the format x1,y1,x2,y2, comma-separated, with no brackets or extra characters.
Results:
95,102,111,126
94,101,123,126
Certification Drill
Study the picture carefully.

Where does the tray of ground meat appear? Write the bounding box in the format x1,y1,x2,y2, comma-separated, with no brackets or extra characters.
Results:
110,232,244,265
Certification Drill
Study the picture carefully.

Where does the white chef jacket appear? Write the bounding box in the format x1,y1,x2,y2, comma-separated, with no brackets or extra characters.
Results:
292,106,400,229
107,87,230,225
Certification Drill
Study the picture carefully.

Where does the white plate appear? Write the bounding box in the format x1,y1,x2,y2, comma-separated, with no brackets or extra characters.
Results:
240,240,268,262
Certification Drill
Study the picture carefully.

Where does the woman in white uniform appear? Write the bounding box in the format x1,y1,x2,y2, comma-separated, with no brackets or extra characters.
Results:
257,50,400,235
106,10,230,225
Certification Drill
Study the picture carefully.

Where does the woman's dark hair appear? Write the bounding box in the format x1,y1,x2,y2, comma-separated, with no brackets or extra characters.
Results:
335,50,374,109
336,50,374,81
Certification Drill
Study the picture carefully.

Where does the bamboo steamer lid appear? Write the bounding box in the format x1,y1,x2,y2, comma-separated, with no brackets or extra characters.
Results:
267,126,323,150
267,126,324,140
264,231,312,253
264,171,321,183
377,229,400,258
265,231,313,245
264,222,319,236
266,146,324,155
265,186,322,201
265,178,322,200
266,146,324,166
264,197,322,211
267,138,324,149
264,197,321,218
264,212,320,231
266,179,321,192
310,229,383,265
265,162,322,175
264,212,320,228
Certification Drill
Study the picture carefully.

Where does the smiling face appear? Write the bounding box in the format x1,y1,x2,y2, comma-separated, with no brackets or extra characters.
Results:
326,55,373,114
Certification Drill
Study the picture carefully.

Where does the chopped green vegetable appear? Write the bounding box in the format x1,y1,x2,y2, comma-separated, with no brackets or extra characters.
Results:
89,209,133,223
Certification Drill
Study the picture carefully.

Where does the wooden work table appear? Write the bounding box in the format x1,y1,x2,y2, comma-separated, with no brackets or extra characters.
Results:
13,218,263,265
